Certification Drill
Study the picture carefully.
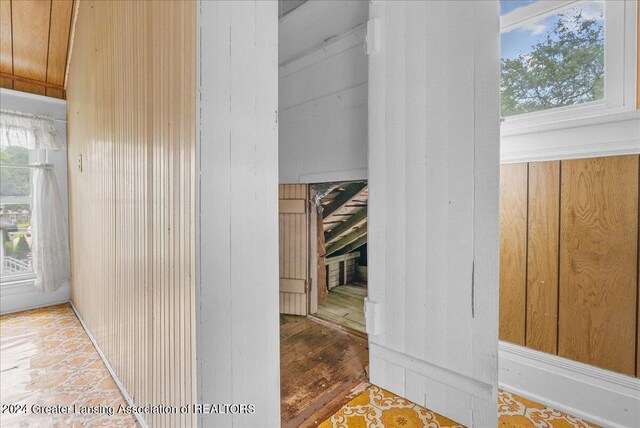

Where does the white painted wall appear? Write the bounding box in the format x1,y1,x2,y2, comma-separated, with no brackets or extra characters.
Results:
197,1,280,427
279,4,368,184
0,89,70,314
367,1,500,426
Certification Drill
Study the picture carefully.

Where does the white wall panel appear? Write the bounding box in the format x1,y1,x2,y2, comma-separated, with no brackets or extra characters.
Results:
367,1,500,426
279,26,368,183
197,1,280,427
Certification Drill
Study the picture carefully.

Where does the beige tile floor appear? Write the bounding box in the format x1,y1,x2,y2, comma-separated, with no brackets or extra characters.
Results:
0,304,137,427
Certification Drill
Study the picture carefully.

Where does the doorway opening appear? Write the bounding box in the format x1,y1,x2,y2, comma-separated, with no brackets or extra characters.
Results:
276,0,371,424
278,181,369,427
310,181,368,334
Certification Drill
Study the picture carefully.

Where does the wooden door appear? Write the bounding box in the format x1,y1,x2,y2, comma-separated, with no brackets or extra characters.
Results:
279,184,309,315
367,2,499,426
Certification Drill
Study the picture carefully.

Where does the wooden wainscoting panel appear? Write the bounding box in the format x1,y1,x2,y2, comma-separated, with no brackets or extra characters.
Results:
66,1,196,426
499,163,528,345
526,161,560,354
559,155,638,376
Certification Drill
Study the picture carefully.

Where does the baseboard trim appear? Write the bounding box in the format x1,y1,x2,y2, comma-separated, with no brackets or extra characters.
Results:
499,341,640,428
0,298,70,315
369,342,494,402
0,283,71,315
70,302,147,428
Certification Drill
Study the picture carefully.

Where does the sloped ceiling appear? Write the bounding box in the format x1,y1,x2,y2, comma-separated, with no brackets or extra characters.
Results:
0,0,75,99
278,0,368,65
278,0,307,19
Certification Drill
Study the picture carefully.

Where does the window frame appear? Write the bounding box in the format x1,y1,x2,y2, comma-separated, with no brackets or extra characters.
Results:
500,0,637,135
0,149,45,284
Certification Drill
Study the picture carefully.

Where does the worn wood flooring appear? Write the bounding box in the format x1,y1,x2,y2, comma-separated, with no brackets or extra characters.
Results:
316,284,367,333
280,314,369,428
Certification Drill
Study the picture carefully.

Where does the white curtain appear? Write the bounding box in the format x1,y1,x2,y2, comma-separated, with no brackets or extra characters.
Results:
31,166,70,292
0,109,69,293
0,110,64,151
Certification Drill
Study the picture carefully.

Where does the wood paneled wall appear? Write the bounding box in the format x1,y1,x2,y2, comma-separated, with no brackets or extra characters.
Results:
66,2,196,427
499,163,527,345
499,155,639,377
526,161,560,355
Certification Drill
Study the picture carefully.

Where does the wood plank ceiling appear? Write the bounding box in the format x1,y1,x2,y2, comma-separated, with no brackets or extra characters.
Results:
0,0,75,99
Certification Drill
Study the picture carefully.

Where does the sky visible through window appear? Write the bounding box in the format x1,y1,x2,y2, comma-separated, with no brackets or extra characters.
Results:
500,0,605,116
501,1,604,59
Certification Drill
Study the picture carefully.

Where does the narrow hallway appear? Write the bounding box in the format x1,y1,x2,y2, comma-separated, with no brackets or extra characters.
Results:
0,304,137,427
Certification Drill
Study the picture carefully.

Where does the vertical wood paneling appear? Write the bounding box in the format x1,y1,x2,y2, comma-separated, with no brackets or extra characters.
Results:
66,1,196,426
11,0,50,95
559,155,638,376
45,0,74,98
0,0,13,89
279,184,309,316
526,161,560,354
0,0,74,98
499,163,528,346
500,155,640,376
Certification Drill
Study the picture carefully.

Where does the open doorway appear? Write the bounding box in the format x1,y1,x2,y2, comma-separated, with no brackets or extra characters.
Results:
278,182,369,427
276,0,371,424
310,181,368,334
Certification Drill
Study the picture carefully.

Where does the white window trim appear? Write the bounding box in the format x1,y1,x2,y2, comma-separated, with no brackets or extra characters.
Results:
500,0,637,137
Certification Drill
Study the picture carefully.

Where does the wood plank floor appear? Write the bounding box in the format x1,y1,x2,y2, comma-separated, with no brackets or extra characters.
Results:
280,314,369,428
316,284,367,333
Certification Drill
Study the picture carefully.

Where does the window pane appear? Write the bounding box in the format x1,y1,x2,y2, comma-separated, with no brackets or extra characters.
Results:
1,203,33,277
0,147,31,197
501,1,605,117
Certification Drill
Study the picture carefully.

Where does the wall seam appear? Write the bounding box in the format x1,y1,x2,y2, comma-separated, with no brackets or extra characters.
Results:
556,161,563,356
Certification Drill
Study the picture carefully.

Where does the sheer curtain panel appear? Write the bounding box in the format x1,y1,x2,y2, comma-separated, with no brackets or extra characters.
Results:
0,110,69,292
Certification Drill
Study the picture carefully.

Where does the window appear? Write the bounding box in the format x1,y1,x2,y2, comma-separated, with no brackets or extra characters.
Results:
0,147,40,281
500,0,637,129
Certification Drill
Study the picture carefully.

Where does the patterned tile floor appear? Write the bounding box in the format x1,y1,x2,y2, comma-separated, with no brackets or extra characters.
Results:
319,385,600,428
0,304,137,427
1,304,600,428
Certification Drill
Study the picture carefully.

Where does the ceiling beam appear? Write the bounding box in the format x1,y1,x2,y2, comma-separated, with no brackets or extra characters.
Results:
328,233,368,258
325,207,367,244
326,222,367,257
0,72,65,91
322,182,367,218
